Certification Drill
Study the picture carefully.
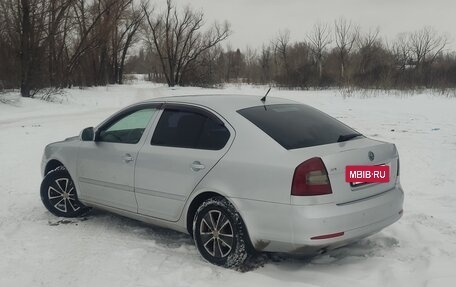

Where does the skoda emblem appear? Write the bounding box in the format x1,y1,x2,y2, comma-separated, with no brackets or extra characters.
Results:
368,151,375,161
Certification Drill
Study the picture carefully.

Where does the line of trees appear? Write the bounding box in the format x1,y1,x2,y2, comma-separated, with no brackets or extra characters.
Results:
1,0,456,97
0,0,231,97
0,0,146,97
130,19,456,90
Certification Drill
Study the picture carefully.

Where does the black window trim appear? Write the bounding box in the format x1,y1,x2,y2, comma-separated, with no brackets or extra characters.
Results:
161,103,226,125
150,103,231,150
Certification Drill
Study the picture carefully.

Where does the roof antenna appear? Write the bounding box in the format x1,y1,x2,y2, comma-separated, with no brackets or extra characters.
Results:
261,87,271,102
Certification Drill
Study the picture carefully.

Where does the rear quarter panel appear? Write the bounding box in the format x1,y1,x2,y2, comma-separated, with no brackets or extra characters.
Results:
192,112,297,248
196,111,295,204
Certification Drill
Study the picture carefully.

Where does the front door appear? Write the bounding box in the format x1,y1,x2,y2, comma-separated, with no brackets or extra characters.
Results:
77,105,159,212
134,104,233,221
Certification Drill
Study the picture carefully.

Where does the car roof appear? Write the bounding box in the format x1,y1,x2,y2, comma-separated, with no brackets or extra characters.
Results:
141,94,299,113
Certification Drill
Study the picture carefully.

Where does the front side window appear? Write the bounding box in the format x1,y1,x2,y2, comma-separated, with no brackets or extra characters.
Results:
98,108,156,144
151,107,230,150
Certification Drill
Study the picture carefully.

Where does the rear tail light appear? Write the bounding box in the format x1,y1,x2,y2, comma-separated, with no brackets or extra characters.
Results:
291,157,332,196
397,157,400,176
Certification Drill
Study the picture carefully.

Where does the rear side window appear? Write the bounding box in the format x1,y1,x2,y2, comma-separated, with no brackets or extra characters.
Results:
151,107,230,150
238,104,360,150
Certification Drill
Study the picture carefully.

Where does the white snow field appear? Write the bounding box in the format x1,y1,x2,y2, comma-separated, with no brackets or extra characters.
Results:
1,82,456,287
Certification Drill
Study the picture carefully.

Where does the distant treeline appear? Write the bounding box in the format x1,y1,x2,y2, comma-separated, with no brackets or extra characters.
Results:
128,21,456,90
1,0,455,98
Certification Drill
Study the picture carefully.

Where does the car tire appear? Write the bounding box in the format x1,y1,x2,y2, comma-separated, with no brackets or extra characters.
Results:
40,167,89,218
193,196,251,268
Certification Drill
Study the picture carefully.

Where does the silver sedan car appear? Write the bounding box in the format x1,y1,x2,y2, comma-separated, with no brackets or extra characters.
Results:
40,95,404,268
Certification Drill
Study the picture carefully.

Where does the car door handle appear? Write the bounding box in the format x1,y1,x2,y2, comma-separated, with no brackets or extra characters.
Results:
191,161,205,172
123,154,134,163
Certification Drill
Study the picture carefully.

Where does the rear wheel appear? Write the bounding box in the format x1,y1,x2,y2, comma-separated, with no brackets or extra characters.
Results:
193,196,250,268
40,168,89,217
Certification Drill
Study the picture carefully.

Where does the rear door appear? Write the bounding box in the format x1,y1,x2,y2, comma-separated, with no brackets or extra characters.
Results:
134,104,234,221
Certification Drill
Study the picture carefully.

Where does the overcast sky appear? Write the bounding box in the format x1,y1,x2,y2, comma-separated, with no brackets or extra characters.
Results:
177,0,455,50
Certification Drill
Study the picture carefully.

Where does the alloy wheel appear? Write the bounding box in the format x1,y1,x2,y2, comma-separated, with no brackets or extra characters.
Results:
199,210,234,258
47,177,81,213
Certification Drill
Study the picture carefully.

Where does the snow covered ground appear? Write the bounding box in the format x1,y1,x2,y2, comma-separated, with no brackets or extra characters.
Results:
1,82,456,287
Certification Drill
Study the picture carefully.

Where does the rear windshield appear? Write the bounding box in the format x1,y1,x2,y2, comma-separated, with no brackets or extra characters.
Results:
238,104,360,150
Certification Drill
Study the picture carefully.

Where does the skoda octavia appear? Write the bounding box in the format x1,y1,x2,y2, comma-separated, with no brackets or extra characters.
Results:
40,95,404,268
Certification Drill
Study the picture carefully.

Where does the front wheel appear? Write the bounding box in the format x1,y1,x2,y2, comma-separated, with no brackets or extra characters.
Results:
40,168,89,217
193,197,251,268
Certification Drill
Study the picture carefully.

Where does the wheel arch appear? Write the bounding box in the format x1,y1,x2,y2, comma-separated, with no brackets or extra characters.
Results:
186,191,221,234
44,159,66,175
185,190,256,252
43,157,79,197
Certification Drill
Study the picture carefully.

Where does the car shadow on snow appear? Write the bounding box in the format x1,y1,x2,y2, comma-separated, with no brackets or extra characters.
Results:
89,209,195,248
47,209,194,249
47,209,400,272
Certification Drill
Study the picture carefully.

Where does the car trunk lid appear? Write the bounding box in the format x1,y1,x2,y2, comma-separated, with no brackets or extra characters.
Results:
289,138,399,204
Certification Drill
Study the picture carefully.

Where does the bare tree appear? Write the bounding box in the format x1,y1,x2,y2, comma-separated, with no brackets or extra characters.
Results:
259,45,272,83
142,0,230,87
19,0,33,96
224,46,244,81
180,44,224,86
357,27,380,73
61,0,131,87
64,0,112,86
307,22,331,79
116,2,145,84
46,0,74,86
408,26,447,66
272,29,290,78
334,18,359,80
0,0,75,93
13,0,49,97
358,27,380,49
243,46,258,83
391,33,412,71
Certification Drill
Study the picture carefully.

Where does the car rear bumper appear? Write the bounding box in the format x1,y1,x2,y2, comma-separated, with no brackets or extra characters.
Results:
230,185,404,253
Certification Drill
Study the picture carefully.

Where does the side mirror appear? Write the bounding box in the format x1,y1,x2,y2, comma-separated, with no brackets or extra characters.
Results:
81,127,95,141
